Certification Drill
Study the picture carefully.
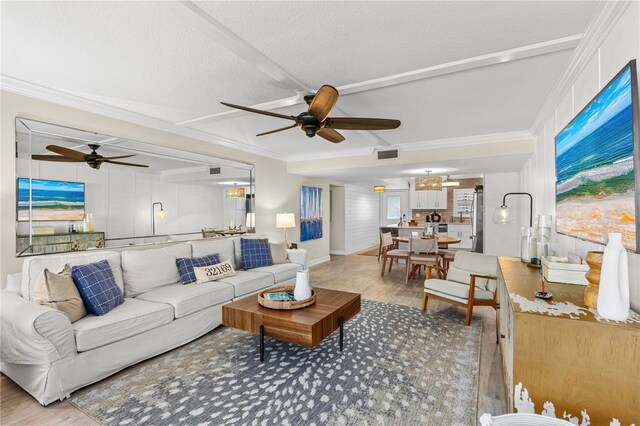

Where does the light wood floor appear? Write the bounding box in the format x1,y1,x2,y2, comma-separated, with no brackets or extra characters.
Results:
0,251,506,425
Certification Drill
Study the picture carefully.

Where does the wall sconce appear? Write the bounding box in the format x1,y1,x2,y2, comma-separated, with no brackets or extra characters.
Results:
152,202,166,235
276,212,295,247
492,192,533,262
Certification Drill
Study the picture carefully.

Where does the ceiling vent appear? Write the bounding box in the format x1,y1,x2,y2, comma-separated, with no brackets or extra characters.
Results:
377,149,398,160
209,167,221,175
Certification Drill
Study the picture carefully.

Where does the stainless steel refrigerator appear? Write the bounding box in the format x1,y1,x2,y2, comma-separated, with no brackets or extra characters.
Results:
470,188,484,253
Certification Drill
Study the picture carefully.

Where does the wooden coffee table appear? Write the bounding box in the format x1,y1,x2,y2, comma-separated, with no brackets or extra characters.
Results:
222,288,361,362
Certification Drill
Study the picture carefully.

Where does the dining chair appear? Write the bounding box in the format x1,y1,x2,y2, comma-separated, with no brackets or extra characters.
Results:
406,237,439,284
380,232,410,277
377,229,397,261
422,251,498,326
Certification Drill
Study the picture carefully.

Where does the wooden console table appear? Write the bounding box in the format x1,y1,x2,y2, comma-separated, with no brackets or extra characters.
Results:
497,257,639,424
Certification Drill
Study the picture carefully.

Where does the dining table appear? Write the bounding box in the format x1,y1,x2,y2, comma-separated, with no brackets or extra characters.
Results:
393,233,462,248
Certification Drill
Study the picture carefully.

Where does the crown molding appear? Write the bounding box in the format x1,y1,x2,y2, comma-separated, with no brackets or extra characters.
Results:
1,75,288,162
529,1,632,136
286,131,532,162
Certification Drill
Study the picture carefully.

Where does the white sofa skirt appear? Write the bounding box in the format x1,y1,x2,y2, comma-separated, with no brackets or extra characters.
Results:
1,303,224,405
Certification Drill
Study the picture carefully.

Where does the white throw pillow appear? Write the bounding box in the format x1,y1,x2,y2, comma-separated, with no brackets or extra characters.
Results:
193,260,236,283
270,242,290,264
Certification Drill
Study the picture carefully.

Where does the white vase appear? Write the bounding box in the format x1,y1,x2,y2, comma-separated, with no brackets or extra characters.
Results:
294,270,312,301
597,233,629,321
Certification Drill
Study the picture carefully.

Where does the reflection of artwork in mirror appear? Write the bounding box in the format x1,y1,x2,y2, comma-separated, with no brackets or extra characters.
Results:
17,178,85,221
300,186,322,241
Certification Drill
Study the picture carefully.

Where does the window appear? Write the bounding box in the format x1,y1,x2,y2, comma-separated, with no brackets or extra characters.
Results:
387,195,401,220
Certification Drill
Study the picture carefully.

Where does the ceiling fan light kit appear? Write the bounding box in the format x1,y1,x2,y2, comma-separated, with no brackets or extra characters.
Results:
222,85,401,144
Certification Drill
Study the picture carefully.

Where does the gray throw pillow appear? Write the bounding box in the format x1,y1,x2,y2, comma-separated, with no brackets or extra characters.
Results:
270,242,290,264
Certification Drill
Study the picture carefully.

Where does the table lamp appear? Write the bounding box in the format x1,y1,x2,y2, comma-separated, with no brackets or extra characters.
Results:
492,192,533,262
276,212,295,248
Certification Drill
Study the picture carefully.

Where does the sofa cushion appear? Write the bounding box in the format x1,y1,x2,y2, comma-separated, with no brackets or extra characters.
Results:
21,250,124,301
72,298,173,352
136,281,234,318
71,260,124,316
425,279,494,301
250,263,302,283
190,238,236,269
121,244,191,297
240,238,272,270
33,265,87,322
176,254,221,284
217,270,275,298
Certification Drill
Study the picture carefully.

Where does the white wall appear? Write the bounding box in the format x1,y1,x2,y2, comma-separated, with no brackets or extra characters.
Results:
344,184,380,254
1,91,331,286
520,2,640,311
483,172,521,257
329,185,346,254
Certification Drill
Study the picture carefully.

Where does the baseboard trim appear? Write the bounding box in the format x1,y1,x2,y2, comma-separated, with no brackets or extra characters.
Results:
309,255,331,267
330,250,347,255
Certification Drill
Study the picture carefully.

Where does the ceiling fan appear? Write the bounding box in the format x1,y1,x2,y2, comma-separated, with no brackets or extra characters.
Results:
221,85,401,143
31,144,149,170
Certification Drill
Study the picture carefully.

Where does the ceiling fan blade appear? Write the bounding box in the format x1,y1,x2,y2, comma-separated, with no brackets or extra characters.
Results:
221,102,299,122
99,154,136,161
31,155,84,162
308,85,339,123
316,128,345,143
45,145,87,160
103,160,149,168
256,123,298,137
324,117,401,131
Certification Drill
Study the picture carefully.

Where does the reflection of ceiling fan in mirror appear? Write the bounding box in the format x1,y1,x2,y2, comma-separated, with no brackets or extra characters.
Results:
31,144,149,170
221,85,401,143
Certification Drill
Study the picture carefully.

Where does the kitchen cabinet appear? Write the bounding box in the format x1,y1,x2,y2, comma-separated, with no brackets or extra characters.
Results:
497,258,640,424
410,188,447,210
447,223,472,249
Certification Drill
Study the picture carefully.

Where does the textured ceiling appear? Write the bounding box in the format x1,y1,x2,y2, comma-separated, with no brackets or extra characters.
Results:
1,1,601,172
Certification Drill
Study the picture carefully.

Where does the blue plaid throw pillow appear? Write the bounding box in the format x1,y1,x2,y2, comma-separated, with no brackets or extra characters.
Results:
240,238,273,270
176,253,221,284
71,260,124,316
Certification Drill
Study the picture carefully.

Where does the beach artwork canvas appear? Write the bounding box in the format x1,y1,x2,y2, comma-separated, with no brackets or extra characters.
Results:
300,186,322,242
555,61,638,252
17,178,85,221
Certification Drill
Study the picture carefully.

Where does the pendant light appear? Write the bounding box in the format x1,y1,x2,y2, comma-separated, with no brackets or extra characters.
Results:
415,171,442,191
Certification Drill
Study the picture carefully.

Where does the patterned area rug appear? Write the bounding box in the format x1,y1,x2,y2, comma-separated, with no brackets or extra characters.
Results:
70,300,482,425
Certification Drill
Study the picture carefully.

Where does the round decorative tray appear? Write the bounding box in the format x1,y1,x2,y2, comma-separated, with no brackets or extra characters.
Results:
257,285,316,310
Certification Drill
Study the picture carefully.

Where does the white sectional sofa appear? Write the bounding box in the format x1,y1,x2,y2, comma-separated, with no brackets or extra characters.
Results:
0,236,307,405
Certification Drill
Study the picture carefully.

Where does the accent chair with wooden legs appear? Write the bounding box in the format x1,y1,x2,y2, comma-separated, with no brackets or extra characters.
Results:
422,251,498,326
380,232,409,277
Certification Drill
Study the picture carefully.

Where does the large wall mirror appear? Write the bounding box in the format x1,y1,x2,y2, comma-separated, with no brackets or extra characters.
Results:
16,118,255,256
